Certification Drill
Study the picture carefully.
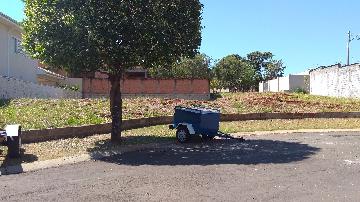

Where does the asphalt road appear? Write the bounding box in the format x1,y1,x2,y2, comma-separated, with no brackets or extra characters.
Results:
1,131,360,202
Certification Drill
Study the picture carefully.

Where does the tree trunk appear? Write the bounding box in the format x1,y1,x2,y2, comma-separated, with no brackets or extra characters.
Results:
109,74,122,142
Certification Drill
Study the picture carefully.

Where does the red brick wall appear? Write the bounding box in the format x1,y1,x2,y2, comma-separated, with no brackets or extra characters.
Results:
192,79,210,94
158,80,175,94
83,78,210,96
175,80,192,94
143,80,159,94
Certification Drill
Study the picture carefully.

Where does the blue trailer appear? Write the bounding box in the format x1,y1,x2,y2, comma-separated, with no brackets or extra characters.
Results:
169,106,240,143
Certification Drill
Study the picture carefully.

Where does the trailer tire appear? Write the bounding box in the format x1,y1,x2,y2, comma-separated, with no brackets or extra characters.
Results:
7,135,21,158
176,127,190,143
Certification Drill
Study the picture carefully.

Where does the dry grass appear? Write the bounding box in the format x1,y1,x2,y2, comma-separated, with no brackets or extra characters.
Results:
1,92,360,130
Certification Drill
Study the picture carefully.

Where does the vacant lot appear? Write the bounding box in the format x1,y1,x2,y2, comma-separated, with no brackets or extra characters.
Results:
1,93,360,130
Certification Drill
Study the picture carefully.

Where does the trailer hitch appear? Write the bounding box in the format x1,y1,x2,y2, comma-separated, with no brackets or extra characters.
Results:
217,131,245,142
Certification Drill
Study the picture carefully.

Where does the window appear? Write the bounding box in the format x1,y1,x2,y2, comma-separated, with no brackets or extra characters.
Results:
13,37,25,56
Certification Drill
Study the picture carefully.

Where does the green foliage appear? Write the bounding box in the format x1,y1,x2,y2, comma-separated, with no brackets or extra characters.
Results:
149,54,211,79
210,78,221,92
22,0,203,75
212,52,286,92
213,54,257,92
247,51,286,81
22,0,203,139
294,88,309,94
58,84,80,92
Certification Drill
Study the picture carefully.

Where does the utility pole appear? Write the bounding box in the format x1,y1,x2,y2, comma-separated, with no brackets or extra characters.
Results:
347,31,360,66
347,31,351,66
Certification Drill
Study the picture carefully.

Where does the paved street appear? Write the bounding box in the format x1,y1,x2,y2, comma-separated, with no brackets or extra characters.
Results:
1,132,360,201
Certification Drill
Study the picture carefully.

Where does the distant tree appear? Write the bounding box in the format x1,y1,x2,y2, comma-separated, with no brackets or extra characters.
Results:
247,51,273,81
247,51,285,81
23,0,203,142
213,55,256,92
149,54,211,79
210,78,221,93
263,59,285,80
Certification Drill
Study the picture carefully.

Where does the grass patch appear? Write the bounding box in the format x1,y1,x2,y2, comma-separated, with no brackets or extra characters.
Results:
1,92,360,130
220,118,360,133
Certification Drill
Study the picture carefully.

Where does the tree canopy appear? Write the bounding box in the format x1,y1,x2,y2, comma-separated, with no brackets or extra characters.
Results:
213,54,256,92
23,0,203,141
247,51,285,82
149,54,211,79
212,52,286,92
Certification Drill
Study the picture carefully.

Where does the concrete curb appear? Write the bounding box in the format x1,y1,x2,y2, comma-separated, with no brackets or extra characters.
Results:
2,128,360,175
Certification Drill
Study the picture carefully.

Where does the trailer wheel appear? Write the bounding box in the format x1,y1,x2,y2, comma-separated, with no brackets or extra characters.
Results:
7,135,21,158
176,127,190,143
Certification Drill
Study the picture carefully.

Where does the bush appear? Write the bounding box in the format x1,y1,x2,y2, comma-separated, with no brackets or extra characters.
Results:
294,88,308,94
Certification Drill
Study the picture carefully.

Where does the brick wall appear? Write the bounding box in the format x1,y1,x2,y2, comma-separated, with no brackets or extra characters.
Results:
83,79,210,100
310,63,360,98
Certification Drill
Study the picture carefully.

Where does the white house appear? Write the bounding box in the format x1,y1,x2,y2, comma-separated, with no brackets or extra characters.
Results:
0,12,39,83
0,12,82,99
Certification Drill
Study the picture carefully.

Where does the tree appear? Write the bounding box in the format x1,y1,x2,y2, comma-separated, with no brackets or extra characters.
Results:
263,59,285,81
246,51,285,82
23,0,203,142
213,55,256,92
149,54,211,79
246,51,273,82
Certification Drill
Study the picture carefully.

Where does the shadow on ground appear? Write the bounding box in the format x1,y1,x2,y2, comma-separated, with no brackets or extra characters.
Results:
0,148,38,173
0,99,10,108
87,135,175,154
90,137,320,166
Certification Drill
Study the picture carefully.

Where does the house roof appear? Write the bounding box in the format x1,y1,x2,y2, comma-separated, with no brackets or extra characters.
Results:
0,12,20,25
0,11,22,31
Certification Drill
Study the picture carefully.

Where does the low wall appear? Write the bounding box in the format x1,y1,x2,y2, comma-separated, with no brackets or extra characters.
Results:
0,75,81,99
83,78,210,100
22,112,360,143
310,64,360,98
259,75,309,93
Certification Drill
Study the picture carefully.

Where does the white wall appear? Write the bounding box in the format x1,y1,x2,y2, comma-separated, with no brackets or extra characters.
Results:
0,18,38,83
279,76,290,92
0,75,81,99
259,82,265,92
259,75,309,93
268,78,279,92
289,75,310,92
0,23,9,77
310,64,360,98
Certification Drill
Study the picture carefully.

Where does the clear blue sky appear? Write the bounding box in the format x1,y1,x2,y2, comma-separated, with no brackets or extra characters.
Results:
2,0,360,74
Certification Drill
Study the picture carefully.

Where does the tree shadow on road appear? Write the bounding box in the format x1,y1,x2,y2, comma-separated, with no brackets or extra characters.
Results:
91,137,320,166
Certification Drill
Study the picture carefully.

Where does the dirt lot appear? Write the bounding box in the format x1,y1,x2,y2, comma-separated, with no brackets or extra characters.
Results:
1,131,360,201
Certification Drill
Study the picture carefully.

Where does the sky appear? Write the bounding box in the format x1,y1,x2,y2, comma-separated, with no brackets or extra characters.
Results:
1,0,360,75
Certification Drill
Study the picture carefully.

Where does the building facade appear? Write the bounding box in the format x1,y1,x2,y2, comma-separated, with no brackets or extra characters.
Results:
0,12,39,83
